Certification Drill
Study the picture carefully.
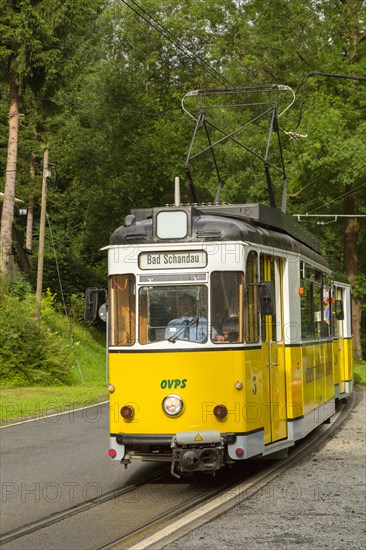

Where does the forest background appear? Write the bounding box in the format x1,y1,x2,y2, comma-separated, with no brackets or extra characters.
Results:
0,0,365,392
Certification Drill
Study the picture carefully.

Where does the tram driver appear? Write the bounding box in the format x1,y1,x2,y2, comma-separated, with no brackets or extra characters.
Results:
165,293,225,343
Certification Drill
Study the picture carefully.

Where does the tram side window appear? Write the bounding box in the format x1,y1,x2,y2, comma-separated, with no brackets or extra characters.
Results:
245,251,259,343
300,280,322,339
335,286,344,338
109,275,136,346
313,283,322,338
300,280,313,340
300,268,330,340
323,283,332,338
260,255,281,343
211,272,244,343
330,290,338,338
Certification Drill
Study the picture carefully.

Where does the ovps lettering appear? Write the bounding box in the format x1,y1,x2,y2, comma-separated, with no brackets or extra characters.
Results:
160,379,187,389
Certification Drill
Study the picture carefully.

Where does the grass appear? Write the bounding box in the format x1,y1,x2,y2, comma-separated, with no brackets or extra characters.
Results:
1,320,108,425
354,359,366,387
0,385,108,424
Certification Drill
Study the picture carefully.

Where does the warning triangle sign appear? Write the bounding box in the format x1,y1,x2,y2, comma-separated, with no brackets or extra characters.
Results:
194,433,203,441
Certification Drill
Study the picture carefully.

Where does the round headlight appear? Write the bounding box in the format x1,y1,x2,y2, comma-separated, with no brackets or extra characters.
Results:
162,394,183,417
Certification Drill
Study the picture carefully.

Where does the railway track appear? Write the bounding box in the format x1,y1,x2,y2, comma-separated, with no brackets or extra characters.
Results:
0,468,169,547
0,393,356,550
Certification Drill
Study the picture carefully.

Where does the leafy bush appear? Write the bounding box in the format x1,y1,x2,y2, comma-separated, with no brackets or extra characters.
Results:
68,292,88,323
8,274,32,300
0,282,72,386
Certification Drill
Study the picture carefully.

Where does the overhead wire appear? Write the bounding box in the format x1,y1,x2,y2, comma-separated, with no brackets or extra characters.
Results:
120,0,297,149
47,212,85,384
120,2,366,215
120,0,234,89
308,182,366,214
120,0,243,205
295,72,366,130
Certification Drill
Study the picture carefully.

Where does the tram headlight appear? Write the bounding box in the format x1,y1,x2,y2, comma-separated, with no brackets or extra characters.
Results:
162,394,183,417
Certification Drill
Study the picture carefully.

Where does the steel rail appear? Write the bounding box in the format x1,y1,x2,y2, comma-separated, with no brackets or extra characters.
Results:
0,467,168,546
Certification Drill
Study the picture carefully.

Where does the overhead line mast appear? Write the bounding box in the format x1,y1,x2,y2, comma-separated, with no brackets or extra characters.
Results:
293,214,366,225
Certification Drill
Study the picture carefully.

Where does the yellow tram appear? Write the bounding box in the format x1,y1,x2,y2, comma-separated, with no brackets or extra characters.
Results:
86,203,353,477
85,86,353,477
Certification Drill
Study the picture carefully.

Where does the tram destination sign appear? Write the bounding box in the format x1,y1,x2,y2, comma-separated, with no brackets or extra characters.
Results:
139,250,207,269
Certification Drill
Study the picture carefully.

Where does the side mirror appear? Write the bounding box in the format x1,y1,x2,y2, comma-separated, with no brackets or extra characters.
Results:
84,287,99,321
335,299,344,320
258,281,274,316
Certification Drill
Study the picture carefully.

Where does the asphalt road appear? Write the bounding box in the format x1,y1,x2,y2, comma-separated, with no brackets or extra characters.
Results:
0,403,156,535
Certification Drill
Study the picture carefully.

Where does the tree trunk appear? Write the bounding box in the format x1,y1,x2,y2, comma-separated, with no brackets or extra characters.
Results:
344,0,363,360
0,76,19,278
344,186,362,359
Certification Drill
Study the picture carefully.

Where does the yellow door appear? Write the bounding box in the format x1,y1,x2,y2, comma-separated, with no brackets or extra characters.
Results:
336,287,345,394
261,256,287,443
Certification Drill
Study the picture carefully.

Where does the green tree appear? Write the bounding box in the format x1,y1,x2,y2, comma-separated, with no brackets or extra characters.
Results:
0,0,104,278
283,0,366,359
47,0,239,258
20,0,365,356
228,0,365,357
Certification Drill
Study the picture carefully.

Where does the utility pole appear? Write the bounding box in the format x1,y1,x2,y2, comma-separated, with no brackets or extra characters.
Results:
26,157,36,252
35,148,49,323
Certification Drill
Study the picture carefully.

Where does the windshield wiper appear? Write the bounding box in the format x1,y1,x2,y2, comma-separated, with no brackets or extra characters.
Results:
167,316,199,343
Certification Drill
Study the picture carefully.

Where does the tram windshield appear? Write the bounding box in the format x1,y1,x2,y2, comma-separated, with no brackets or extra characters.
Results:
139,285,209,344
109,273,244,346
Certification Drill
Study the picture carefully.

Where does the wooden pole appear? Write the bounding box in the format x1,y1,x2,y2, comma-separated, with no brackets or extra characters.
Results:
26,157,36,252
35,148,49,323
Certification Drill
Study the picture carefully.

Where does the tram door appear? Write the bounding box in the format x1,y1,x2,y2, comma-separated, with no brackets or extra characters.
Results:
335,286,345,395
260,255,287,443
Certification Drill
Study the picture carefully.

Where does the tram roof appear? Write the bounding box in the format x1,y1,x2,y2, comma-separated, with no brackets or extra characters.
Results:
110,203,327,267
200,204,320,252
